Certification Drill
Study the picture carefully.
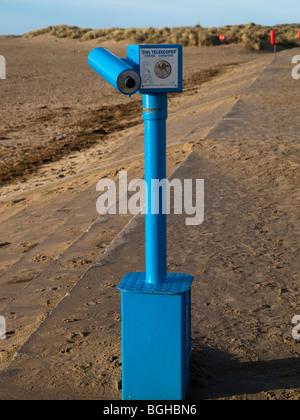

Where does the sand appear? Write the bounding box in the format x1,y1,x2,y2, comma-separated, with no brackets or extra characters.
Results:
0,35,299,400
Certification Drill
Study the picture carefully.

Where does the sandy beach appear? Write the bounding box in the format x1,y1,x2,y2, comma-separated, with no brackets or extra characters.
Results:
0,35,299,400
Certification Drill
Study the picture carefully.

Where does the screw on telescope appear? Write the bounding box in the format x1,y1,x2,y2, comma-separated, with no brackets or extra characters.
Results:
125,77,136,89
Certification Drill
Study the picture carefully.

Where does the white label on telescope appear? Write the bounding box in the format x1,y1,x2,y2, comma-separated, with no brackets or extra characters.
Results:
140,48,179,89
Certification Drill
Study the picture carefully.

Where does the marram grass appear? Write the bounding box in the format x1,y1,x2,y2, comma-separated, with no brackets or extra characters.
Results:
23,23,300,50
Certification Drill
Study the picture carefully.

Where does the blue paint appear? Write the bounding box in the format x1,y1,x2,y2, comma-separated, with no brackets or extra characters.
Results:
88,45,193,401
120,288,192,400
118,272,194,295
143,93,168,285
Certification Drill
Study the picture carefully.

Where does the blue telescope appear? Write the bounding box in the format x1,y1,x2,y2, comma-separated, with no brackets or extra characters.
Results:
88,45,193,400
88,48,141,95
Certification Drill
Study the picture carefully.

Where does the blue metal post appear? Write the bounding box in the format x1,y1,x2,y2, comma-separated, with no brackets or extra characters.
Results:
118,91,194,400
143,93,168,286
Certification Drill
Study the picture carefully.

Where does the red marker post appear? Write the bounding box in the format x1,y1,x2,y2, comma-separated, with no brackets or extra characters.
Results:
271,30,276,60
219,34,226,42
298,30,300,47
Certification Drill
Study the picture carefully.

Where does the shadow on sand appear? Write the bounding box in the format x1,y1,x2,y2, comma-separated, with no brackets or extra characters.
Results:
187,339,300,400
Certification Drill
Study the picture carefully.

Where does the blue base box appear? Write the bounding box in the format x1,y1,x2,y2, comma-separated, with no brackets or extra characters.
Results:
118,272,194,401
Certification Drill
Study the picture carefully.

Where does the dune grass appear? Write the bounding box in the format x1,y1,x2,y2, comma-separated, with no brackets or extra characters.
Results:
23,23,300,50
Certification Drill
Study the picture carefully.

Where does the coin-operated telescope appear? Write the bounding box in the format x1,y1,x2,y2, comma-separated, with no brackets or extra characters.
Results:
89,45,194,401
88,45,183,95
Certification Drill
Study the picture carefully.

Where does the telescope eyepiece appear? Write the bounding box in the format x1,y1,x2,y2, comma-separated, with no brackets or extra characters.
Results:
117,69,141,95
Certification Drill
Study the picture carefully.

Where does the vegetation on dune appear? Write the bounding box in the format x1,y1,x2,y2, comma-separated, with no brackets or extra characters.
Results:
23,23,300,50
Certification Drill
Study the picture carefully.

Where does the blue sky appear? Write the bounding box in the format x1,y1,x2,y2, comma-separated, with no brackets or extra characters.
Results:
0,0,299,35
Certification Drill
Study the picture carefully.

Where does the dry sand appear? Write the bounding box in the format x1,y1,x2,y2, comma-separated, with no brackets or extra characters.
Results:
0,35,299,400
